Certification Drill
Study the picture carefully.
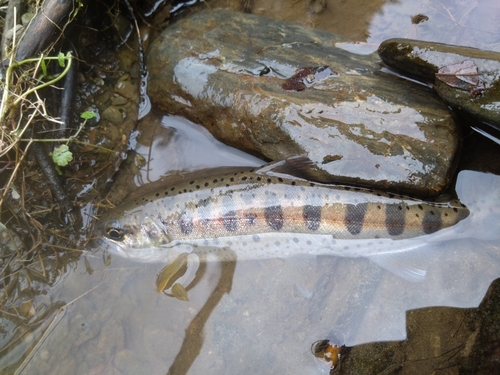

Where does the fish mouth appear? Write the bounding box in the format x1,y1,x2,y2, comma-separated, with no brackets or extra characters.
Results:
95,235,171,263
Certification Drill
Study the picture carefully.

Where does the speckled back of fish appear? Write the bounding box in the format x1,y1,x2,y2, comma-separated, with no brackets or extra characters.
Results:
98,161,469,262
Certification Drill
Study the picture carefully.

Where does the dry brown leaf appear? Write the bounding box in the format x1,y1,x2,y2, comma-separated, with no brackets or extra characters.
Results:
435,60,485,97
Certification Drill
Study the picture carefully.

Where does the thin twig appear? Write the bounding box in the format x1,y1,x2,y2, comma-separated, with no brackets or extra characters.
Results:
0,7,18,120
0,139,32,210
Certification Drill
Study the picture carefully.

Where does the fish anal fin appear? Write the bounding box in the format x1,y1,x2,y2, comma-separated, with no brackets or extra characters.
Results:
369,253,427,283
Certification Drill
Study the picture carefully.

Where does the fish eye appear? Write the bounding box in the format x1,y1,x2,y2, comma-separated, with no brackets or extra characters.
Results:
106,228,125,241
104,220,125,241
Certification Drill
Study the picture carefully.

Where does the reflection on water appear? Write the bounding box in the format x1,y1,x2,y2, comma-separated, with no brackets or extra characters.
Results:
134,115,263,185
2,1,500,374
368,0,500,52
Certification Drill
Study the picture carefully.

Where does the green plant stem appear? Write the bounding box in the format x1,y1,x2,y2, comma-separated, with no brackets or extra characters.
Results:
0,54,73,122
65,118,87,145
13,55,73,106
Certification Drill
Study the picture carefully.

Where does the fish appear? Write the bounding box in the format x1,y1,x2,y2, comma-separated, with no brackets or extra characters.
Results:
97,159,473,279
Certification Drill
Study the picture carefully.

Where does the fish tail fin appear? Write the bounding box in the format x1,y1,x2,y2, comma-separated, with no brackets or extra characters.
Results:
454,170,500,241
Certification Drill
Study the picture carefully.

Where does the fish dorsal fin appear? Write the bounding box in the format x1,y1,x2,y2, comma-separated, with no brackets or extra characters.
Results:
256,156,323,181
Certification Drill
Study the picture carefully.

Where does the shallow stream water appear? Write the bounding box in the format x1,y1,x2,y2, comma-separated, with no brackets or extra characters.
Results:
3,0,500,374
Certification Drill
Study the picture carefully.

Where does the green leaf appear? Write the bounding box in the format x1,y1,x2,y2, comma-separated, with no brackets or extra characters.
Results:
58,52,66,68
52,145,73,167
80,111,97,120
40,59,47,79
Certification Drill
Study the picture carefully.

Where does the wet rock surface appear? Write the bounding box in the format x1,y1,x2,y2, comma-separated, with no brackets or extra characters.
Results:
378,38,500,139
147,10,461,196
333,277,500,375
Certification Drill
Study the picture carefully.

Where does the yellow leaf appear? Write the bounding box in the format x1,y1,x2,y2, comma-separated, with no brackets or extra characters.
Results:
171,283,189,301
156,253,189,293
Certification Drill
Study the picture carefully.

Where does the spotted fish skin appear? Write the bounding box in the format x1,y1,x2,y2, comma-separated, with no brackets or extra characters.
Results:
99,164,469,262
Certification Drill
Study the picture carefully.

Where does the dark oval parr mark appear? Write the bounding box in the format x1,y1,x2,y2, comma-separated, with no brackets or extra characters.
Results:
344,203,367,235
386,204,406,236
423,209,442,234
179,213,194,235
303,205,321,231
265,205,284,231
246,212,257,226
222,210,238,232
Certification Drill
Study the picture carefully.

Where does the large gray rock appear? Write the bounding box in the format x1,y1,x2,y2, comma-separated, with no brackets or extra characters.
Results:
147,10,460,196
378,38,500,141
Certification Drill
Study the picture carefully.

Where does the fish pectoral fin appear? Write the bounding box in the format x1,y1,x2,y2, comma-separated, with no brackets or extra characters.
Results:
160,241,195,253
286,256,319,299
368,253,427,283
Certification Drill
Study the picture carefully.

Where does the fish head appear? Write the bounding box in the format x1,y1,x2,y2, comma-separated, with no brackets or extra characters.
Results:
97,213,173,261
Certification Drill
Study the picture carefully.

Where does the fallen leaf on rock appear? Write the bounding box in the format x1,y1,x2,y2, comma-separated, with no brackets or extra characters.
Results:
435,60,485,97
282,66,337,91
